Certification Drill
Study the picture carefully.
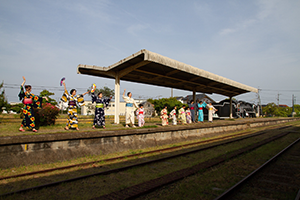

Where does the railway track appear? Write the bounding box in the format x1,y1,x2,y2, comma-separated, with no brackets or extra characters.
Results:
215,136,300,200
0,125,296,199
0,125,290,181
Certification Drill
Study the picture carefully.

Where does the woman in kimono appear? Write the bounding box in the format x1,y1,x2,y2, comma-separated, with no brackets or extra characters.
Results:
61,81,89,130
187,98,196,123
92,91,112,129
178,105,187,124
207,102,217,123
186,107,192,124
160,105,169,126
122,89,138,128
136,104,145,127
18,76,45,132
197,100,207,123
169,106,177,125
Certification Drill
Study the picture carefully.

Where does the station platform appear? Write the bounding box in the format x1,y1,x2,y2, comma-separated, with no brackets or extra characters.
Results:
0,117,299,168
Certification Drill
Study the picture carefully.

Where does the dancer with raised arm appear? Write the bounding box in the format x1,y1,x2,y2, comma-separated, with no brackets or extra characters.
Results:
91,85,112,129
61,79,89,130
18,76,46,132
207,102,218,123
122,89,138,127
197,100,207,123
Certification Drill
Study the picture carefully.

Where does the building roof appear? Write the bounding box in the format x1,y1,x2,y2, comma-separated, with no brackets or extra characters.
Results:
77,49,258,97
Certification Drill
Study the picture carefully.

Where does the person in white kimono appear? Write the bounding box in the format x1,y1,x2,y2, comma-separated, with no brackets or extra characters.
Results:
122,89,138,127
207,102,217,122
169,106,177,125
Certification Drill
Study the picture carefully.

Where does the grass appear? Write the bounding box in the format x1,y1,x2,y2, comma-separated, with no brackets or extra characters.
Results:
1,122,299,199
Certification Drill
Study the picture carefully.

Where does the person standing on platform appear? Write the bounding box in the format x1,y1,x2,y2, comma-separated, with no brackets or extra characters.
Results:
178,105,187,124
61,80,89,130
160,105,169,126
91,90,112,129
207,102,217,123
197,100,207,123
136,104,145,127
186,107,192,124
187,98,196,123
169,106,177,125
122,89,138,128
18,76,46,132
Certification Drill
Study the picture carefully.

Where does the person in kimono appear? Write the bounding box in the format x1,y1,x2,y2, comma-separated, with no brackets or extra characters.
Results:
160,105,169,126
61,81,89,130
186,107,192,124
136,104,145,127
169,106,177,125
18,76,45,132
197,100,207,123
207,102,218,122
187,98,196,123
122,89,138,128
178,105,187,124
91,92,112,129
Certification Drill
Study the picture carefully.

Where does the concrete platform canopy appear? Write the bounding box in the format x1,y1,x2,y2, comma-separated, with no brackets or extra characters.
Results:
77,49,258,123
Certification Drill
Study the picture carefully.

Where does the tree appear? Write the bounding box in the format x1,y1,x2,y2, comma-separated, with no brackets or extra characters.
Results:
148,97,188,114
88,85,114,98
0,82,8,113
39,90,57,105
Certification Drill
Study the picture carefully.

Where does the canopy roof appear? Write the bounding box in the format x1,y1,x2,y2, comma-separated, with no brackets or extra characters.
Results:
77,49,258,97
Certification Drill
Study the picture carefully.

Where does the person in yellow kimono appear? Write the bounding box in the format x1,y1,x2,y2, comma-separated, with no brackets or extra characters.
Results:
178,105,187,124
61,81,89,130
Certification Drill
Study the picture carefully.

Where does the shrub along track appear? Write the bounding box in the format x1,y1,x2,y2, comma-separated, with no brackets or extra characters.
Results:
0,124,297,199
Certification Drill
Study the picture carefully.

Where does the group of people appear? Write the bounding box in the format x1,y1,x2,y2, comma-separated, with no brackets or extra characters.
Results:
160,98,217,126
18,77,145,132
18,77,217,132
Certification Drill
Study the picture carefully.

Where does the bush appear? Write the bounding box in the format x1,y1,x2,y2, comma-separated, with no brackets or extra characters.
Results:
34,103,60,126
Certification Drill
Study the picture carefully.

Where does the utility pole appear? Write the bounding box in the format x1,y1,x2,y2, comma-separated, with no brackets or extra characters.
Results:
277,92,281,107
292,94,296,117
171,88,173,98
257,88,262,116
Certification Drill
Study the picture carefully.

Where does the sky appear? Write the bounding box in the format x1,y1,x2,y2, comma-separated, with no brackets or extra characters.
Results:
0,0,299,106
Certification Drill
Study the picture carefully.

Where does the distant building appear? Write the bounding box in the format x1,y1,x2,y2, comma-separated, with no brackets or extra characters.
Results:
178,94,216,104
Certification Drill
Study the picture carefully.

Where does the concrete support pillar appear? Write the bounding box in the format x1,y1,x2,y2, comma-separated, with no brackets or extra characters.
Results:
114,74,120,124
229,96,233,119
193,90,196,103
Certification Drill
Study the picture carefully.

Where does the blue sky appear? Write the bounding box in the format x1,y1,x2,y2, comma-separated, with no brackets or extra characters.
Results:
1,0,299,106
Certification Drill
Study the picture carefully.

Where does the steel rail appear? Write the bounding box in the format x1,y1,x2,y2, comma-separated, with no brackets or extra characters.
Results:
214,136,300,200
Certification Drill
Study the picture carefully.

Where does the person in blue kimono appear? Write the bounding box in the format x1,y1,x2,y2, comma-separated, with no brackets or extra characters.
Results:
18,76,45,132
197,100,207,123
92,92,112,129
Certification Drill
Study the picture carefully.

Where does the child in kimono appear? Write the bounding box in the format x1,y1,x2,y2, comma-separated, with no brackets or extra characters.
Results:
178,105,187,124
169,106,177,125
160,105,169,126
186,107,192,124
61,81,89,130
136,104,145,127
